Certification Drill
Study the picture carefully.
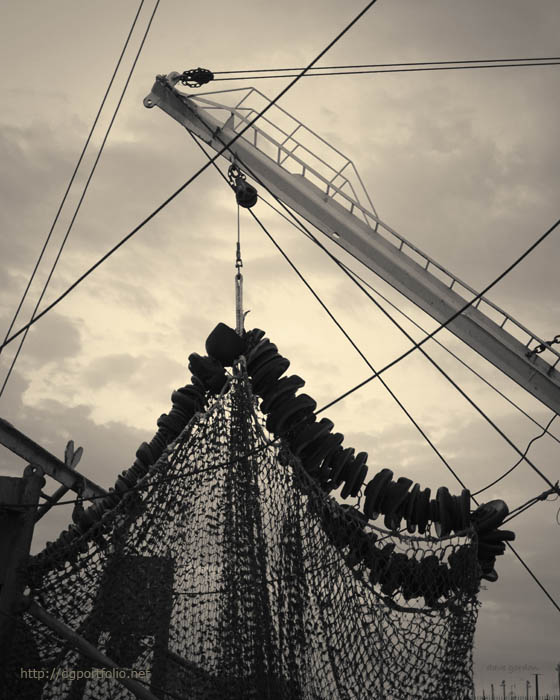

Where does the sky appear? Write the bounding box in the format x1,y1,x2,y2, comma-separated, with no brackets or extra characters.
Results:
1,0,559,694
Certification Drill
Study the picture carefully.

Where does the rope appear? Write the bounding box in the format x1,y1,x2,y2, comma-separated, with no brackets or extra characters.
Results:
0,0,381,354
473,414,558,496
501,483,559,526
0,0,160,399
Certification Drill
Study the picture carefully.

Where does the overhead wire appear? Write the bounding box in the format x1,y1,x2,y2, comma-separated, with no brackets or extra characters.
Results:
0,0,160,399
0,0,382,354
0,0,146,354
213,56,560,74
258,193,560,447
213,60,560,81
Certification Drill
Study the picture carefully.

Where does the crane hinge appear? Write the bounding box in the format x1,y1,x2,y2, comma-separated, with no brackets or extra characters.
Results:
228,164,258,209
179,67,214,88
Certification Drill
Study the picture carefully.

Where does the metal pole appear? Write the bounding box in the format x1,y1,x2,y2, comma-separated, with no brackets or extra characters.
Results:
235,270,244,335
491,682,495,700
527,679,530,700
23,596,159,700
234,202,245,336
535,673,540,700
0,418,105,499
0,465,44,656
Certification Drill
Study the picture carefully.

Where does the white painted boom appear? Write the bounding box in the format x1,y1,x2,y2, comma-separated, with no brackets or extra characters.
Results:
144,73,560,415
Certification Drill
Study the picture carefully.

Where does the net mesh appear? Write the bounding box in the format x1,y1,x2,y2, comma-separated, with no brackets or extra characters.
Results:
7,373,479,700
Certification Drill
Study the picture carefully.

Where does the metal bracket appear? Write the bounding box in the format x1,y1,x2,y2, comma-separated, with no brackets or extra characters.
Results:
0,419,106,501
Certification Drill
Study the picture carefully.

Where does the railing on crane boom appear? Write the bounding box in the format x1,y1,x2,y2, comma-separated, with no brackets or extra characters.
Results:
144,72,560,416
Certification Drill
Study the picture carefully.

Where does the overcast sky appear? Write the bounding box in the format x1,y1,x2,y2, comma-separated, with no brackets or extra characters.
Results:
1,0,559,694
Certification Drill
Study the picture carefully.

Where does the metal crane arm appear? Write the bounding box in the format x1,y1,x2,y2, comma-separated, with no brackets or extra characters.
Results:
144,73,560,415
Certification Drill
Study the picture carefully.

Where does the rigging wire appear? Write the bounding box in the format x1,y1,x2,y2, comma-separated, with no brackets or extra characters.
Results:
190,131,471,492
253,195,560,496
188,135,560,616
212,61,560,81
213,56,560,74
0,0,382,354
251,205,560,617
184,115,558,493
0,0,146,355
258,194,560,447
271,192,558,491
0,0,160,400
311,213,560,418
502,484,559,526
254,191,560,518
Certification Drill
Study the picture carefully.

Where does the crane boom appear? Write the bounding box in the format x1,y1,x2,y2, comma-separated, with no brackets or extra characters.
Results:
144,73,560,415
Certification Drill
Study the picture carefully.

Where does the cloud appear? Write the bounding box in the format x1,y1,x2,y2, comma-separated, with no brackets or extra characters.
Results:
83,352,145,388
2,0,559,691
4,311,82,366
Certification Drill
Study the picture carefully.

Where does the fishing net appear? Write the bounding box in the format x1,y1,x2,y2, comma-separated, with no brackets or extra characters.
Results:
6,372,479,700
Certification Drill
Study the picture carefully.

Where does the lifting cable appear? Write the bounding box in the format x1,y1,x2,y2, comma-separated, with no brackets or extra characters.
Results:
0,0,146,353
0,0,161,399
0,0,381,355
258,194,560,447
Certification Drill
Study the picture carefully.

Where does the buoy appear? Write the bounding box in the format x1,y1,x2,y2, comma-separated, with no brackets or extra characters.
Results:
205,322,246,366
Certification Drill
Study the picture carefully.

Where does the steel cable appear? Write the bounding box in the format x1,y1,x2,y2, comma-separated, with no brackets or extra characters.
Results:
0,0,160,399
0,0,146,358
0,0,382,354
